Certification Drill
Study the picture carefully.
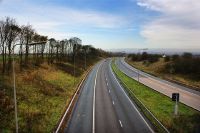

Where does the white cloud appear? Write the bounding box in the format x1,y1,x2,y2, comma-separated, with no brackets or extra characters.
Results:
141,21,200,48
137,0,200,49
0,0,128,40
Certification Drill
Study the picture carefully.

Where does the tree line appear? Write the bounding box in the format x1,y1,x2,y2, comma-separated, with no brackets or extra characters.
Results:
127,52,161,63
165,53,200,77
0,17,108,74
127,52,200,78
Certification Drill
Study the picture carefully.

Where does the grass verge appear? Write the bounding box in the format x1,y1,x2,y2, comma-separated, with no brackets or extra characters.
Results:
126,58,200,91
0,58,99,132
112,59,200,133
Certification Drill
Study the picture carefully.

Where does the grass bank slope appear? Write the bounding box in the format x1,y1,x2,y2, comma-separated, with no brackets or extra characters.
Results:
126,58,200,91
112,60,200,133
0,58,99,132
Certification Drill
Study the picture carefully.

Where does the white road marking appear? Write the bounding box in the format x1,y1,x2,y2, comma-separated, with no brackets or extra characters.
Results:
120,58,199,97
107,82,108,86
109,62,154,133
119,120,123,127
55,63,92,133
93,64,101,133
112,101,115,105
109,89,110,93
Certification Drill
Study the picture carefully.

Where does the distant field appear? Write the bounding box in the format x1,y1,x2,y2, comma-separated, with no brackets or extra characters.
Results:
126,58,200,91
112,60,200,132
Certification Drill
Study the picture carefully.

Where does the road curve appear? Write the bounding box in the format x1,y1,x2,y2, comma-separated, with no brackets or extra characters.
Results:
65,59,154,133
115,57,200,111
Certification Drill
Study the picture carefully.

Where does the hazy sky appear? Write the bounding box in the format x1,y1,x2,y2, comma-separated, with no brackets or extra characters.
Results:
1,0,200,50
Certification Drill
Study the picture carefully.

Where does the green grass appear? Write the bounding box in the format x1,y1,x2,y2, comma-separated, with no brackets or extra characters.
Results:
0,57,100,132
0,66,81,132
112,60,200,133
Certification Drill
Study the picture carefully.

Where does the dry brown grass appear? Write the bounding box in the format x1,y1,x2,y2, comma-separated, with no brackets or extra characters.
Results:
112,61,200,132
0,59,96,132
126,58,200,91
0,56,100,132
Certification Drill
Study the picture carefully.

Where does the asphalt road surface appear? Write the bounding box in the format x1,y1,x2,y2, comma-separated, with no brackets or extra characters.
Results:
65,59,154,133
115,57,200,111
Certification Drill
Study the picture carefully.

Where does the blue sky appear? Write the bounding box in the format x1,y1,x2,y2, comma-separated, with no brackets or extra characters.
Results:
0,0,200,50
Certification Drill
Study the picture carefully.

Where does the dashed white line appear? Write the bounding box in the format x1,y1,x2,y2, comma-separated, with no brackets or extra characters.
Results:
109,62,154,133
119,120,123,128
107,82,108,86
109,89,110,93
112,101,115,105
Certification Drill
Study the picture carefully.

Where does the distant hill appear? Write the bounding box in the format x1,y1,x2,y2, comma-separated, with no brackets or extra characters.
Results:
108,48,200,55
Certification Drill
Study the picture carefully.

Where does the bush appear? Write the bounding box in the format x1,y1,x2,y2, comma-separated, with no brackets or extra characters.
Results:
182,52,192,59
172,54,180,61
164,56,170,62
128,53,161,63
130,54,138,61
148,54,160,63
141,52,148,60
165,53,200,79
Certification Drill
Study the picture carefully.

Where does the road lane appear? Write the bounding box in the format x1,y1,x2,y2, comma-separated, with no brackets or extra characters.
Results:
105,59,154,133
95,61,121,133
65,63,101,133
115,57,200,111
65,59,154,133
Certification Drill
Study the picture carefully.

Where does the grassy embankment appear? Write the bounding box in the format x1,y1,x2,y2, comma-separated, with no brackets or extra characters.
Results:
112,60,200,132
126,58,200,91
0,58,99,132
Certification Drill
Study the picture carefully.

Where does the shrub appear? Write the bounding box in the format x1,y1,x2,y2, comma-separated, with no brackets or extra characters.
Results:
128,53,161,63
165,53,200,79
164,56,170,62
172,54,180,61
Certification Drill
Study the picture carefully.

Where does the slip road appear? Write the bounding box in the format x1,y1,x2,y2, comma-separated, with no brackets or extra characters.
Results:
65,59,154,133
115,57,200,111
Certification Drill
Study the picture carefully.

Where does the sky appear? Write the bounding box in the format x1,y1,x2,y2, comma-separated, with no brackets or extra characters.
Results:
0,0,200,50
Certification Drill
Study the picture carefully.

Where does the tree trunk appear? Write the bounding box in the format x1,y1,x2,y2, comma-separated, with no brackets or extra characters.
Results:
25,41,29,65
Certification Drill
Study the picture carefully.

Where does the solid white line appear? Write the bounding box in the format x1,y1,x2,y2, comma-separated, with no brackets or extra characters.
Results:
119,120,123,127
109,62,154,133
55,65,92,133
121,58,199,97
92,64,101,133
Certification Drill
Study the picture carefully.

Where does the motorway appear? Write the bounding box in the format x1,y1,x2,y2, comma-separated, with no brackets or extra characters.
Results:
65,59,154,133
115,57,200,111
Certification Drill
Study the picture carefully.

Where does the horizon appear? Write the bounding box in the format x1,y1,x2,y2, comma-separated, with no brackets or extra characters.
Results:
1,0,200,50
107,48,200,55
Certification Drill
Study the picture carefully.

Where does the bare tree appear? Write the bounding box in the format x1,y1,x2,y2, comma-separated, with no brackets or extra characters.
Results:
0,16,106,76
24,24,34,65
18,25,26,68
6,20,21,71
48,38,56,64
0,17,20,73
69,37,82,62
40,35,47,60
0,17,10,73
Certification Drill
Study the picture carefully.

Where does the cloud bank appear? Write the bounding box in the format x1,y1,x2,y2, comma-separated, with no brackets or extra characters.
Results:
137,0,200,49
